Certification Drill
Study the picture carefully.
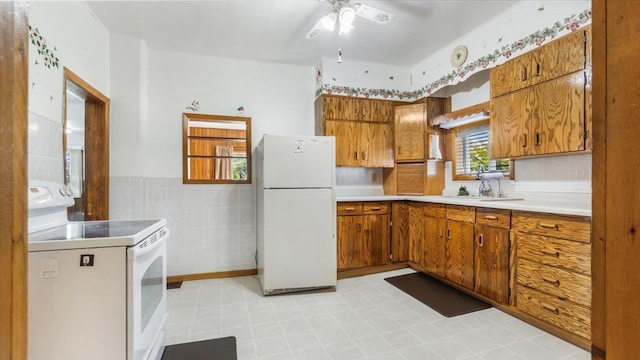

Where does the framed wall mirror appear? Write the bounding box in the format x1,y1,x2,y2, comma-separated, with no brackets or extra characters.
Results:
182,113,252,184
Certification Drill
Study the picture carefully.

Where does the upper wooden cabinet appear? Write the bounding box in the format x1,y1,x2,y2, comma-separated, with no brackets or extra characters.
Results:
316,95,396,167
394,98,448,162
324,120,393,167
491,30,587,98
491,72,586,158
394,103,426,161
490,27,590,159
320,95,394,122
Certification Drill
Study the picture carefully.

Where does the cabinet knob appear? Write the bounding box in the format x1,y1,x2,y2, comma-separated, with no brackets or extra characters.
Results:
484,215,498,221
521,134,528,148
541,303,560,315
447,228,451,240
477,234,484,247
536,62,542,76
535,132,542,146
542,250,561,258
362,151,368,161
354,151,359,160
521,67,528,81
542,277,561,287
539,223,559,230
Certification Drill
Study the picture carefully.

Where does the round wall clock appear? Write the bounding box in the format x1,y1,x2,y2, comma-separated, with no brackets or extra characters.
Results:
450,45,468,67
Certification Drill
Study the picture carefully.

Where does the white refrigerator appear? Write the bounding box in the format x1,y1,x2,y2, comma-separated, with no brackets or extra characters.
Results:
256,134,337,295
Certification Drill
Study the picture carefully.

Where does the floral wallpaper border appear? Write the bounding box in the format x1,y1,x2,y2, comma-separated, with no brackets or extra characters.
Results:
317,8,591,101
29,26,60,69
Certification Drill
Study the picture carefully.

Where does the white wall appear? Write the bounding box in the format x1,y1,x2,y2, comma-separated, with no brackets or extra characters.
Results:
318,0,591,101
28,1,110,182
109,34,148,177
410,0,591,98
320,57,412,100
109,40,316,275
144,50,315,178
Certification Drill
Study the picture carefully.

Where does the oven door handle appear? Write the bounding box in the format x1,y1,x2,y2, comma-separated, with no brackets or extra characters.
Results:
131,228,170,260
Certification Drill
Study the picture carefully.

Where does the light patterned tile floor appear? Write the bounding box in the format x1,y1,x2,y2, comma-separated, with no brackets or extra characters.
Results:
166,269,591,360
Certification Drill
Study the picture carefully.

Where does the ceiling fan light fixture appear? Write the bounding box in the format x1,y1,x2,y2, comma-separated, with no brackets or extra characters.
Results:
339,22,353,35
321,11,337,31
339,6,356,25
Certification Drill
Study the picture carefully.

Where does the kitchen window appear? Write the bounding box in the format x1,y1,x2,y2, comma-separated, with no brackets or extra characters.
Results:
453,122,512,180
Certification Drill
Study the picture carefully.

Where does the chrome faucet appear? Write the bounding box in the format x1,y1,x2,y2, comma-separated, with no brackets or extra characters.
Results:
477,165,506,198
476,165,493,197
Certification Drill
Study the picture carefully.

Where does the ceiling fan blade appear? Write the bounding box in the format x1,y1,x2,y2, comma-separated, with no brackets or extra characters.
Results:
355,4,393,25
305,19,324,39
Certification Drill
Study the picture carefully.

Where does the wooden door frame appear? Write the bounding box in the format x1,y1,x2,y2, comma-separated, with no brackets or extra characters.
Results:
63,68,110,220
0,2,29,359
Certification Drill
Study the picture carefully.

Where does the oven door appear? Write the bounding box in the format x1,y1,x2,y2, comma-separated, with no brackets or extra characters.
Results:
127,227,169,360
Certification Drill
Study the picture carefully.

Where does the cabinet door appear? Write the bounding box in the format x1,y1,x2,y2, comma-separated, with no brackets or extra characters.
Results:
361,122,394,167
490,87,533,159
362,99,394,122
394,103,426,161
408,204,424,265
474,224,510,303
530,72,586,155
323,96,359,121
325,120,361,166
530,30,586,86
424,217,446,277
446,221,475,289
391,202,410,263
490,53,532,97
337,215,363,270
362,214,390,266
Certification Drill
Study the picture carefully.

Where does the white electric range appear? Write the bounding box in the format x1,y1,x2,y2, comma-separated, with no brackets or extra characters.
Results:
27,181,169,360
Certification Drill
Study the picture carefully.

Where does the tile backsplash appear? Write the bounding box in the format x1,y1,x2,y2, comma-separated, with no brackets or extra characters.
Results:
110,176,256,276
28,111,63,183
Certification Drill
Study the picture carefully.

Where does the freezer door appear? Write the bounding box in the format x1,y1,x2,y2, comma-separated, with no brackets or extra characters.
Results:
261,188,336,292
262,135,335,188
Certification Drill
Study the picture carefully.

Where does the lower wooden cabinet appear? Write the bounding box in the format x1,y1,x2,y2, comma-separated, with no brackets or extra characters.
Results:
445,218,475,290
337,202,390,270
423,203,446,277
513,211,592,342
391,202,410,263
474,224,510,304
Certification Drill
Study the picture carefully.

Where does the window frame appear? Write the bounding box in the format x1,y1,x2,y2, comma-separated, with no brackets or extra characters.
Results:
182,113,252,184
451,120,514,181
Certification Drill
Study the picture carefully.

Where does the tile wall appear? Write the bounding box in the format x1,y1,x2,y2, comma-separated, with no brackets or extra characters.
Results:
110,177,257,276
28,112,64,183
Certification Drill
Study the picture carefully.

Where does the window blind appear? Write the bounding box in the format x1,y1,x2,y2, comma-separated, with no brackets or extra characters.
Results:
455,125,510,177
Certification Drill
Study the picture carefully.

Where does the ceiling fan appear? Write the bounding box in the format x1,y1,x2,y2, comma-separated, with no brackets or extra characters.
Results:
305,0,394,39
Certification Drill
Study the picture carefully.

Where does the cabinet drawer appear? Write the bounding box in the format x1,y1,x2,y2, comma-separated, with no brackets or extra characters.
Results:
517,285,591,341
446,205,475,223
512,211,591,243
517,258,591,308
475,208,511,229
424,203,446,218
337,202,363,216
363,202,389,214
517,232,591,275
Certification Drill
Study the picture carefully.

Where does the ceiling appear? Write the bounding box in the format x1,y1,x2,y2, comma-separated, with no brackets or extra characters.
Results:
86,0,519,67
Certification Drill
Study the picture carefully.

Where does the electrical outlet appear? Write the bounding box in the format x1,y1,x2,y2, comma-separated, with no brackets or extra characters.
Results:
80,254,94,267
371,172,378,182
